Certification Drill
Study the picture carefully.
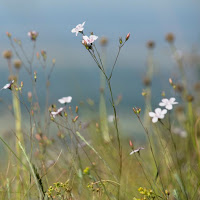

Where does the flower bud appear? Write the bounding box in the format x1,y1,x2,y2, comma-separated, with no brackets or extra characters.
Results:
73,116,79,122
6,32,11,38
28,91,32,101
34,71,37,82
75,106,78,113
36,52,40,59
41,50,47,61
129,140,133,148
125,33,130,41
52,58,56,64
119,37,123,44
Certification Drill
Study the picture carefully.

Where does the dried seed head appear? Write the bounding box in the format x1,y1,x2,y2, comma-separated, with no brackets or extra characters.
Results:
175,106,184,114
194,82,200,91
14,59,22,69
143,77,151,86
146,40,155,49
174,84,184,93
100,37,108,46
3,50,12,59
186,95,194,102
8,75,17,82
166,33,175,43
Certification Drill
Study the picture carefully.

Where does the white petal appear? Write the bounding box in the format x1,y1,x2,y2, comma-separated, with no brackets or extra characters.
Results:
57,107,64,113
58,99,65,104
58,96,72,104
90,35,98,41
161,98,168,103
83,36,89,41
51,111,58,115
161,109,167,115
166,104,173,110
155,108,162,114
170,97,178,105
149,112,156,117
169,97,175,103
152,117,158,123
81,21,85,27
159,102,166,107
71,28,76,33
159,114,165,119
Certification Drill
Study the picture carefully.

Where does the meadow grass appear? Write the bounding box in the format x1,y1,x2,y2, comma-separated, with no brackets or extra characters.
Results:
0,29,200,200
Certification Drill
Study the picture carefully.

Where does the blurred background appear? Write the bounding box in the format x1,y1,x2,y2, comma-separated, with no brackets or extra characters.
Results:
0,0,200,138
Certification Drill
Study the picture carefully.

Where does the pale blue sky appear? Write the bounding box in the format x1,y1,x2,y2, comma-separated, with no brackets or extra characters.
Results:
0,0,200,69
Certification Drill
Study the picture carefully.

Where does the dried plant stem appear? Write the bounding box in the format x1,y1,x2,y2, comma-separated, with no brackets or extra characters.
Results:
136,115,166,195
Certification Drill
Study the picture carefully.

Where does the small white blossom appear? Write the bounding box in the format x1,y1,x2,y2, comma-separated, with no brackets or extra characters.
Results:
108,115,115,122
1,80,14,91
51,107,64,118
82,35,98,45
173,127,187,138
58,96,72,104
130,147,144,155
71,21,85,36
159,97,178,110
149,108,167,123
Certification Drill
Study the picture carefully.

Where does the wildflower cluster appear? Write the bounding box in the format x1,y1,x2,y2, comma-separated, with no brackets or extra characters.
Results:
149,97,178,123
133,187,156,200
46,181,72,199
50,96,72,118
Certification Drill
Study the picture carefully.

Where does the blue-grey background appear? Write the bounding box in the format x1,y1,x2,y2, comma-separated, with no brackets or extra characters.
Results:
0,0,200,139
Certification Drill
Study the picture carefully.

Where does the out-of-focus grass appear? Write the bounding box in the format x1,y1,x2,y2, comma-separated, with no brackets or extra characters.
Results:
0,31,200,200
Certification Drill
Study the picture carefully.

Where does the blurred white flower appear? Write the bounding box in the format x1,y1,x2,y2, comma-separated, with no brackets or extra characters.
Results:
173,127,187,138
130,147,144,155
159,97,178,110
71,21,85,36
1,80,14,91
149,108,167,123
51,107,64,118
108,115,115,123
82,35,98,45
172,50,183,61
58,96,72,104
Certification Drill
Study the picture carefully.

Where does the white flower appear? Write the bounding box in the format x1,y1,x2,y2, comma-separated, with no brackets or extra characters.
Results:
82,35,98,45
130,147,144,155
71,21,85,36
159,97,178,110
108,115,115,123
149,108,167,123
58,96,72,104
50,107,64,118
28,31,38,40
173,127,187,138
1,80,14,91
